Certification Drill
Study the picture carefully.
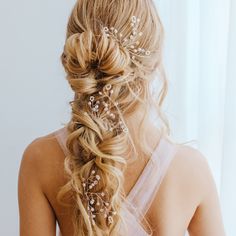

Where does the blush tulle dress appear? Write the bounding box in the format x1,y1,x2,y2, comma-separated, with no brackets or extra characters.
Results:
54,126,180,235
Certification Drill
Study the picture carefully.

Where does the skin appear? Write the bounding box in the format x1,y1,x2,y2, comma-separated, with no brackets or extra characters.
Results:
18,121,226,236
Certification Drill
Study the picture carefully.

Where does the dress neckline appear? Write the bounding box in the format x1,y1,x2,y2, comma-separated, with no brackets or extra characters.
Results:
54,126,166,201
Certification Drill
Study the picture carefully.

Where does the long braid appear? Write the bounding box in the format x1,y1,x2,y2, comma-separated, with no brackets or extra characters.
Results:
57,1,168,235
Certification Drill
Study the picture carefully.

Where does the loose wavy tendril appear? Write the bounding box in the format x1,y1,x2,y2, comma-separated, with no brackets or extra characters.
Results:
57,1,169,235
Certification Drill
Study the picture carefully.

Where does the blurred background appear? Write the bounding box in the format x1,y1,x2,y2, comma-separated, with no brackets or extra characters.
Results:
0,0,235,235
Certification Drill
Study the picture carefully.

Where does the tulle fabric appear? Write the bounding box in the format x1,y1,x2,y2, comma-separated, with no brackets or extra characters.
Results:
54,126,179,235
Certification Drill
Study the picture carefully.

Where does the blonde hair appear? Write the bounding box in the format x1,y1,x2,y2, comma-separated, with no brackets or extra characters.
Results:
57,0,169,235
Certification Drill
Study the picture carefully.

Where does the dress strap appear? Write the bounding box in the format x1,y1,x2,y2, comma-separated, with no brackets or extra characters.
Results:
54,126,69,155
54,126,179,220
127,137,179,218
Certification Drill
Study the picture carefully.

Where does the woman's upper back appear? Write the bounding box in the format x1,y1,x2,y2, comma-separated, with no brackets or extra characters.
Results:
18,126,225,236
54,126,179,235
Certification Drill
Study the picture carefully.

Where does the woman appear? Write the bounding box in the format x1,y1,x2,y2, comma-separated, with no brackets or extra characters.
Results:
18,0,225,235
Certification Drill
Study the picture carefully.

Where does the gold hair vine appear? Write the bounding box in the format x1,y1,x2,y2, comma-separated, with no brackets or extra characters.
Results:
87,84,128,133
82,169,117,226
103,16,151,61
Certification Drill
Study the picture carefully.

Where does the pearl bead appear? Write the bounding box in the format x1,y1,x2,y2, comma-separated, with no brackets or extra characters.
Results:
131,16,137,23
105,84,112,90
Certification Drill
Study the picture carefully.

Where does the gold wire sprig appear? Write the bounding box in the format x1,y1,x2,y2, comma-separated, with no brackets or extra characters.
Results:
87,84,128,133
82,169,117,226
103,16,151,61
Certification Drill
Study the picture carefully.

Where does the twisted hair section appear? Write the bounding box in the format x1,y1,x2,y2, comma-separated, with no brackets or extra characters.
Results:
57,0,169,235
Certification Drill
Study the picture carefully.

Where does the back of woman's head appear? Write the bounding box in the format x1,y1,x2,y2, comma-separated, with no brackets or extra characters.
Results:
58,0,167,235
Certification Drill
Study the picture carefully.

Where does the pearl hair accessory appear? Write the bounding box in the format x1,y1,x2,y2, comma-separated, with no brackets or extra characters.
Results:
87,83,128,133
103,16,151,61
82,169,117,226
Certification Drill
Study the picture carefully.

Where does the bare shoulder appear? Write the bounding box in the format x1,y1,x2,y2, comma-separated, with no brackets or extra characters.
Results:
18,131,66,235
172,143,213,184
167,143,216,204
174,145,226,235
19,130,66,193
148,141,225,235
20,131,62,169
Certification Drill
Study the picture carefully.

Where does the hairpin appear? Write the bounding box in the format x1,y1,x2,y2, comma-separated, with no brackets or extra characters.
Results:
103,16,151,61
87,84,128,133
82,169,117,226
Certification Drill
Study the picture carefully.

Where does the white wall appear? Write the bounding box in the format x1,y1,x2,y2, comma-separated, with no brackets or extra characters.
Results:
220,1,236,234
0,0,75,234
158,1,236,235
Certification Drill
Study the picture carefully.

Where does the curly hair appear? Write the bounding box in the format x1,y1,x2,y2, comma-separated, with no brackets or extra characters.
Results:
57,0,169,235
